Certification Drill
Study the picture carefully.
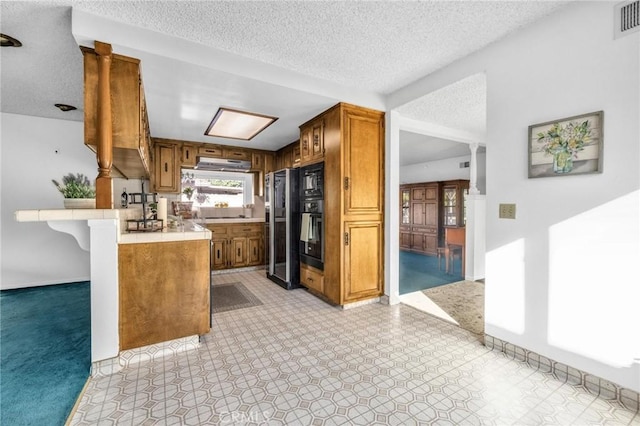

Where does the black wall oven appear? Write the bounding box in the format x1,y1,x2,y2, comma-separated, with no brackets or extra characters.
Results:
300,163,324,270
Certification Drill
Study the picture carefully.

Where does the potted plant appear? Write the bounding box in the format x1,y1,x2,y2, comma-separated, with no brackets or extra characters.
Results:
183,186,195,200
52,173,96,209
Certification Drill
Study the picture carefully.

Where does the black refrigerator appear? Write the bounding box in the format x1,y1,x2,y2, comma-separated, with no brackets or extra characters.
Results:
265,168,300,289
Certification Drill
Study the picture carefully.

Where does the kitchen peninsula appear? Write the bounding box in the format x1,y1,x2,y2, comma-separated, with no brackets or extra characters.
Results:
14,208,212,372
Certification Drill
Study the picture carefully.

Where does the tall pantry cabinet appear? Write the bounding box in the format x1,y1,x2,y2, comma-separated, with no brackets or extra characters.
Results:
319,103,385,305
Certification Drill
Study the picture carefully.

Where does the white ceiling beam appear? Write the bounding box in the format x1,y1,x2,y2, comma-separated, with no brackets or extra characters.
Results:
399,115,485,145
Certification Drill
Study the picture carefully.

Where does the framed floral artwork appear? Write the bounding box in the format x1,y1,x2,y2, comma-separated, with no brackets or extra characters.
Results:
528,111,604,178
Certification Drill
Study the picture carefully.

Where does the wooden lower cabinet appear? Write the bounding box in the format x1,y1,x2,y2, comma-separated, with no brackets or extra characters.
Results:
408,227,438,254
248,236,261,265
343,221,383,302
400,226,411,249
207,223,264,270
118,240,210,350
211,239,227,269
300,263,324,294
230,237,246,267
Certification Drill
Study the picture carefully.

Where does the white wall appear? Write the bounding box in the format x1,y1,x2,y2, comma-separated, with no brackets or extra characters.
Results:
390,2,640,391
1,113,96,289
400,153,486,194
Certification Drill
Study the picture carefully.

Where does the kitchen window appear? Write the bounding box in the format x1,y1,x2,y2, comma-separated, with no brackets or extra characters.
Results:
181,169,253,208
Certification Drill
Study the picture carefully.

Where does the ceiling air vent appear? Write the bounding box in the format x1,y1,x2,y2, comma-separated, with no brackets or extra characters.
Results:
615,0,640,39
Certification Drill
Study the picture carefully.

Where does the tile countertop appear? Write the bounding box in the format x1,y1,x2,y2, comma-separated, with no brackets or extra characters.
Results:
200,217,265,224
119,220,211,244
14,209,212,244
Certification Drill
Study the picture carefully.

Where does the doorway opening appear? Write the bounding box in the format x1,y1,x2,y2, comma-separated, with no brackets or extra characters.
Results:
392,72,487,335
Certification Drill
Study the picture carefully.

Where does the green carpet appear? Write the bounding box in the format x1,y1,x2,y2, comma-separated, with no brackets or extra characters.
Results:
1,282,91,426
400,251,463,294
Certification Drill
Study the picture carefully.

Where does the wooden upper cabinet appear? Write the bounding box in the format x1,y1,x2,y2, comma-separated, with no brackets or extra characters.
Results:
264,152,275,173
292,143,301,166
300,125,312,163
300,120,325,166
82,47,151,179
400,187,411,225
153,141,179,193
198,145,223,158
425,201,438,227
412,202,426,226
425,185,438,201
411,187,425,201
224,148,250,161
342,108,384,216
181,144,197,168
441,179,469,227
311,122,324,159
275,140,298,170
251,152,264,171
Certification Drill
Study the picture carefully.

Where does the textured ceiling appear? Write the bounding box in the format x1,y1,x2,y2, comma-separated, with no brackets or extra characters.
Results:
1,1,571,151
71,0,568,95
397,73,487,137
0,3,84,122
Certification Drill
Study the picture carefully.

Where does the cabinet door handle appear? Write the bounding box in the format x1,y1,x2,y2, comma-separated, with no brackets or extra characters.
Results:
237,248,241,257
217,249,220,259
344,177,350,190
186,150,189,159
164,162,168,173
344,232,350,246
308,277,314,282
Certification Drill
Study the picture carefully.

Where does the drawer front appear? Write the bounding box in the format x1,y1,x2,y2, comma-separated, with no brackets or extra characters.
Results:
207,225,228,236
230,224,263,236
198,146,223,157
300,263,324,293
223,149,250,161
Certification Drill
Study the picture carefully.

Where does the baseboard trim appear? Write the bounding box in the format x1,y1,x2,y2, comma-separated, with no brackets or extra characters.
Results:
91,335,201,378
485,334,640,412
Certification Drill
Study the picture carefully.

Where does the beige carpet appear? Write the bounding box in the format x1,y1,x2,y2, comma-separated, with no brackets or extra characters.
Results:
422,280,485,335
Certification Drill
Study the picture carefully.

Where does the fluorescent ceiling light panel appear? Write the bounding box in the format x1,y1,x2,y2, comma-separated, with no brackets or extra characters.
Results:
205,108,278,140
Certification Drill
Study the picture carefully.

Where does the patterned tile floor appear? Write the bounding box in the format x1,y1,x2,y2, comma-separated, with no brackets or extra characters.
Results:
71,270,639,425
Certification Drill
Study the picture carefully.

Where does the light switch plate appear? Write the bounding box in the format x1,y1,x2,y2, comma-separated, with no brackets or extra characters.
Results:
499,203,516,219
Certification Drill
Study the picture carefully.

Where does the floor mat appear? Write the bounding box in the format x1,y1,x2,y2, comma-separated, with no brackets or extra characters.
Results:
211,281,263,313
423,280,485,335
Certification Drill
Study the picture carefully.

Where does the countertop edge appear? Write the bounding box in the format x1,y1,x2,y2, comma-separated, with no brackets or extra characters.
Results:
15,209,120,222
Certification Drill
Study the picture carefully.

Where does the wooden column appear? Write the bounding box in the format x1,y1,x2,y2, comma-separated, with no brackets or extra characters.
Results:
95,41,113,209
